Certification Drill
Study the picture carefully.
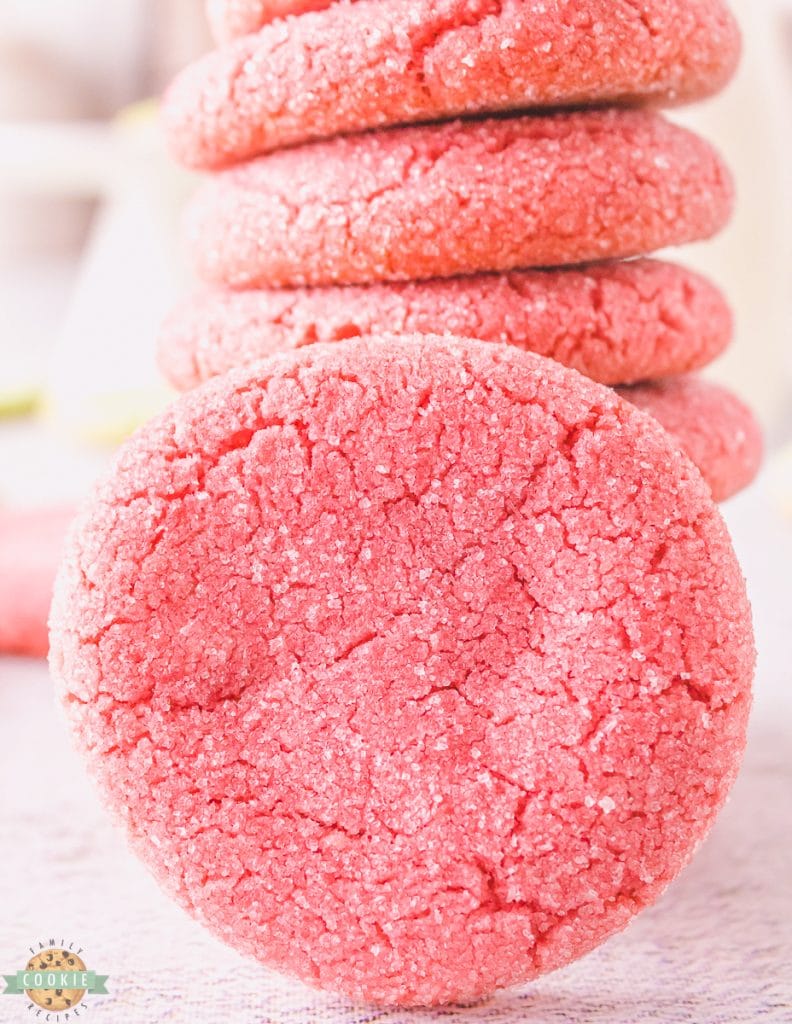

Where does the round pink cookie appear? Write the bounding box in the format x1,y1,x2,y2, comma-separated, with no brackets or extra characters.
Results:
186,110,733,289
167,0,741,168
621,377,763,503
51,336,754,1006
159,259,732,391
0,506,74,658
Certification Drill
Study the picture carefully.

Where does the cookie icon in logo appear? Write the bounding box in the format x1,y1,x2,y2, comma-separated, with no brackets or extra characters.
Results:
3,940,109,1016
24,949,87,1012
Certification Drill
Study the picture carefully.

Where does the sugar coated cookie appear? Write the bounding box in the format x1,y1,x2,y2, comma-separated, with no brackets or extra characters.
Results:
0,506,74,658
167,0,741,168
51,336,754,1006
186,110,733,289
159,260,731,391
621,377,763,502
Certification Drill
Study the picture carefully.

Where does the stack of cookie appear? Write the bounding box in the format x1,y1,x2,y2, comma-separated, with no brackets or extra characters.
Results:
159,0,761,501
49,0,759,1011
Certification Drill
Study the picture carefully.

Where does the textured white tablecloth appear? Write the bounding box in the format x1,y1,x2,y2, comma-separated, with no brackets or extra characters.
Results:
1,478,790,1024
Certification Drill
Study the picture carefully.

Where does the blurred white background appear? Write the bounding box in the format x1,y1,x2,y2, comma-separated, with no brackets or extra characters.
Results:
0,0,207,506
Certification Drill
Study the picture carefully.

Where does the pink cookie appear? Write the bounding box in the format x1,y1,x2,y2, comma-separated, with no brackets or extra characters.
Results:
621,377,763,503
0,506,74,658
51,336,754,1007
186,110,733,289
167,0,741,168
159,260,731,391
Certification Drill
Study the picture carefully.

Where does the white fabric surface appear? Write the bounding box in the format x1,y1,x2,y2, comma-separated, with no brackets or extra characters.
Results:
0,479,790,1024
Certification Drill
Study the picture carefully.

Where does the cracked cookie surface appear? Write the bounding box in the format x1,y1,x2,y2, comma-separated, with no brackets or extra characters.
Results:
158,260,732,391
185,110,733,289
50,335,754,1006
166,0,741,167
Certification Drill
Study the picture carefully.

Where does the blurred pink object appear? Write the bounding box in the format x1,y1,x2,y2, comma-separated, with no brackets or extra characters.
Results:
206,0,335,40
0,506,74,658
